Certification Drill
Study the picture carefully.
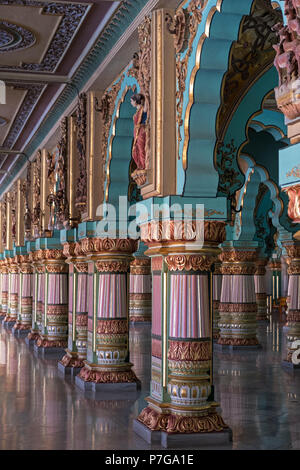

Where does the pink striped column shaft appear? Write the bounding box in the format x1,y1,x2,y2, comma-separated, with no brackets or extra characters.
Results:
213,263,222,339
77,238,140,386
218,246,260,348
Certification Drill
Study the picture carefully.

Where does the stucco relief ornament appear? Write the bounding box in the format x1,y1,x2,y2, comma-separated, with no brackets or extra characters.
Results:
22,162,32,241
95,76,124,179
130,93,148,186
75,93,87,218
128,16,151,186
273,1,300,118
32,150,42,238
283,184,300,223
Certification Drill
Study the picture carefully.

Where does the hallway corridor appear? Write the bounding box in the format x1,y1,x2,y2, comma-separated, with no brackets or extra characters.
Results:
0,318,299,450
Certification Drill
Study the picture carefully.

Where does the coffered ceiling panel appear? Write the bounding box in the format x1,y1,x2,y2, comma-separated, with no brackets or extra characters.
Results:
0,0,119,181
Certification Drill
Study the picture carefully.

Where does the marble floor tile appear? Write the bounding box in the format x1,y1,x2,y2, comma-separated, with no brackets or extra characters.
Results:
0,318,299,450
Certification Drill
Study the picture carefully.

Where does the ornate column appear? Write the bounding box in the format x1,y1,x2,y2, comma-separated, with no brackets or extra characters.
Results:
282,241,300,369
217,243,260,350
75,238,141,392
3,255,19,327
26,250,41,345
129,247,152,323
213,262,222,340
1,259,9,322
134,220,230,448
254,258,268,322
34,249,68,356
59,241,88,376
13,254,33,336
0,258,4,318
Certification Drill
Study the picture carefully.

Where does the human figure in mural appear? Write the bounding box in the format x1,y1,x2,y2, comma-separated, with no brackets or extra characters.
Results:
131,93,148,171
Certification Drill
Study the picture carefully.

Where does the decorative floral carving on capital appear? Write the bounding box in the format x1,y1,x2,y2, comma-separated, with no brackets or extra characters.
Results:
63,242,77,259
221,264,257,275
219,249,258,263
95,260,130,273
166,254,213,272
80,238,138,256
74,262,88,273
141,220,226,244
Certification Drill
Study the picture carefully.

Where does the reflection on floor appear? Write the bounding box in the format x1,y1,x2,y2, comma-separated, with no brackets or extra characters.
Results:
0,315,299,450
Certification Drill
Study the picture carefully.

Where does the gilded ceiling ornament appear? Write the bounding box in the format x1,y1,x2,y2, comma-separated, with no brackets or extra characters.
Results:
0,1,89,72
0,21,35,53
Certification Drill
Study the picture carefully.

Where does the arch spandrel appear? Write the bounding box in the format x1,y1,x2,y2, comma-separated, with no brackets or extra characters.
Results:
177,0,256,196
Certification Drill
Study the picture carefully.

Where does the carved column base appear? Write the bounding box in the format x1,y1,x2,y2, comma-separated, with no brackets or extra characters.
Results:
58,350,85,376
36,337,67,349
134,402,232,448
27,331,40,341
2,316,16,327
75,362,141,392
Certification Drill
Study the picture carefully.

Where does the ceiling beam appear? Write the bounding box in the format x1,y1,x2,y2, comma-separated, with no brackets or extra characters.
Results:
0,72,71,84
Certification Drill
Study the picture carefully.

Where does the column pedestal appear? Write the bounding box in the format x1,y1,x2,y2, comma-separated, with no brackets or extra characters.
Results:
282,242,300,370
74,238,140,393
217,244,261,351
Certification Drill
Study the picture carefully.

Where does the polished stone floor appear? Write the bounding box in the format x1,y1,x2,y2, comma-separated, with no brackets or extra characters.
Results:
0,315,299,450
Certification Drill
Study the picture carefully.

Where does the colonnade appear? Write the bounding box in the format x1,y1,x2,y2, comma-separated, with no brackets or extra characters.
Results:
0,230,298,447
